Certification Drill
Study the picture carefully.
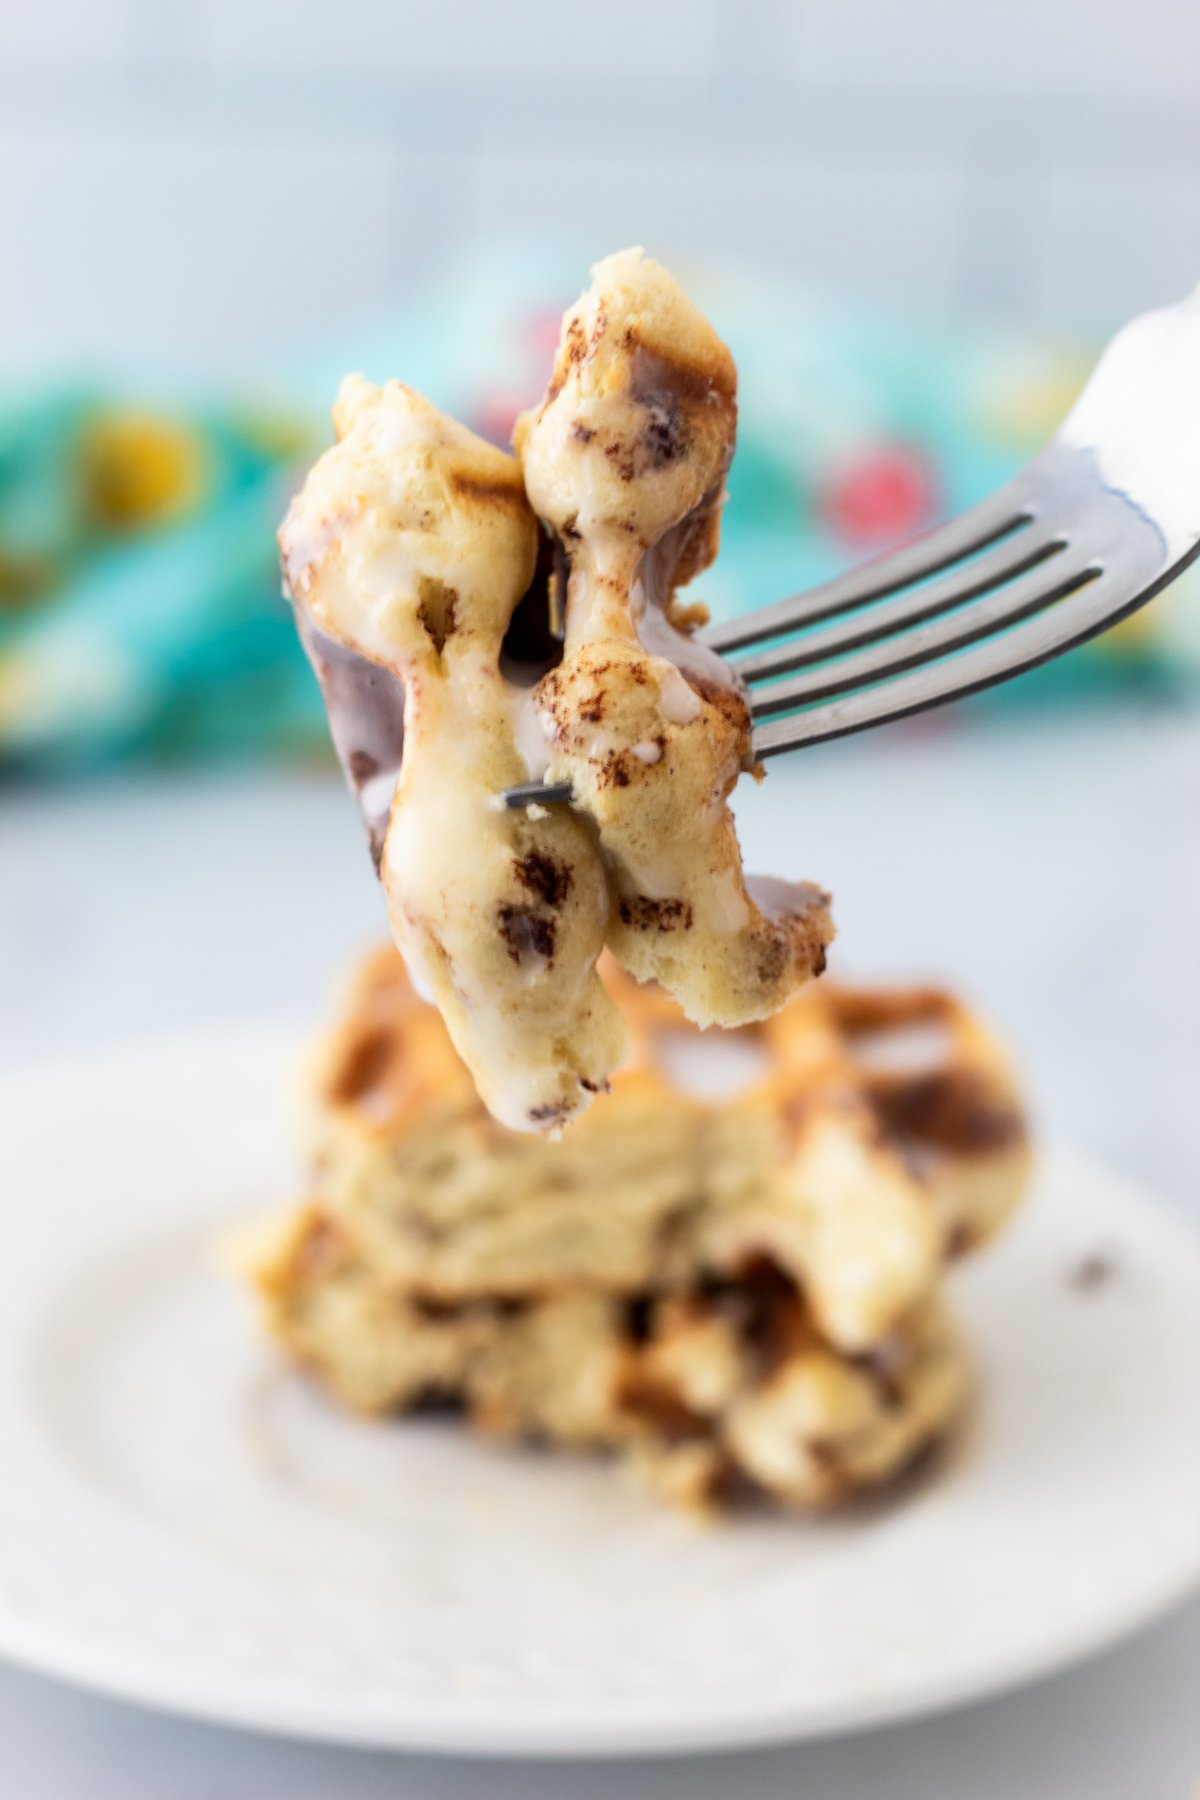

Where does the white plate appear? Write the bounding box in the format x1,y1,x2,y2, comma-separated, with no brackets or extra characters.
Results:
0,1028,1198,1759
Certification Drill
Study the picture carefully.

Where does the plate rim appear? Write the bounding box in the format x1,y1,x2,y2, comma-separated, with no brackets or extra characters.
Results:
1,1552,1198,1759
1,1027,1198,1758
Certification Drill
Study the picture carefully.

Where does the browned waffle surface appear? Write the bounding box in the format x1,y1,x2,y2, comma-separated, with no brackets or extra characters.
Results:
240,945,1029,1511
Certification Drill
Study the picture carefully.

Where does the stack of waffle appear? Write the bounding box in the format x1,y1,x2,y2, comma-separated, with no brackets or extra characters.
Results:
245,949,1030,1511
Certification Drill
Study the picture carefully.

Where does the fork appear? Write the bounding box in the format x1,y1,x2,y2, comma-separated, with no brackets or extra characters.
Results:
504,283,1200,809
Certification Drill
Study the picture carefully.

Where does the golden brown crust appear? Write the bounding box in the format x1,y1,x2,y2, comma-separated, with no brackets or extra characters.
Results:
278,378,626,1133
247,1207,971,1512
297,946,1029,1346
517,249,834,1028
238,942,1028,1513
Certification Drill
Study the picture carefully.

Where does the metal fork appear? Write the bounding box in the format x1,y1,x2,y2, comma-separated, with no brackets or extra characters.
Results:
504,283,1200,809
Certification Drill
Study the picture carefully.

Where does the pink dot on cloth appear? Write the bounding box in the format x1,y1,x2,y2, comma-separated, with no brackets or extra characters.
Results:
473,393,532,450
820,445,937,548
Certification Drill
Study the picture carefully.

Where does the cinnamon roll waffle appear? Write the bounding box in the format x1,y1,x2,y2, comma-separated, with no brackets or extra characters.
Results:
242,948,1028,1511
279,250,833,1133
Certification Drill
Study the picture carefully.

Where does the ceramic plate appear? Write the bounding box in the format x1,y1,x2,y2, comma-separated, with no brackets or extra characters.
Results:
0,1029,1197,1757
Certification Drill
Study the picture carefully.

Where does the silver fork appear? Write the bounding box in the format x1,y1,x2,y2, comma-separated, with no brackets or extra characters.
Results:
504,283,1200,809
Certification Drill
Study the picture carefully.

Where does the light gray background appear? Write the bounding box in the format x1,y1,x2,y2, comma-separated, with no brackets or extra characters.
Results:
3,0,1199,376
3,0,1199,1788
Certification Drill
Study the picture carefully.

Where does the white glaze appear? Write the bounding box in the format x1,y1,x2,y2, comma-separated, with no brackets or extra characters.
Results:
509,688,554,781
658,664,702,725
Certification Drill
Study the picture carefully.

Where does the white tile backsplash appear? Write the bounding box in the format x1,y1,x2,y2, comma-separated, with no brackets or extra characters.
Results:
0,0,134,66
204,0,723,81
0,0,1197,368
1035,168,1200,333
0,126,445,373
783,0,1200,102
473,147,968,314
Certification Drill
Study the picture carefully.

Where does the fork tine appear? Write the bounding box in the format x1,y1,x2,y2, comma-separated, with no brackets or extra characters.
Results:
749,550,1095,717
732,528,1067,686
498,536,1191,807
701,477,1034,655
503,780,573,809
749,556,1178,757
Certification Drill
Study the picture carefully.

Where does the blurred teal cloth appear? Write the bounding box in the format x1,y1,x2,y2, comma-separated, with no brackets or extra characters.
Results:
3,249,1196,772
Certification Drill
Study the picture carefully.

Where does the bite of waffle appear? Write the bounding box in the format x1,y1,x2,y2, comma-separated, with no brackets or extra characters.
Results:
279,250,833,1133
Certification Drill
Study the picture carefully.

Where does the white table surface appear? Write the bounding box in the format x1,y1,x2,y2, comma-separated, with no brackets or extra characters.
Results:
1,701,1198,1796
